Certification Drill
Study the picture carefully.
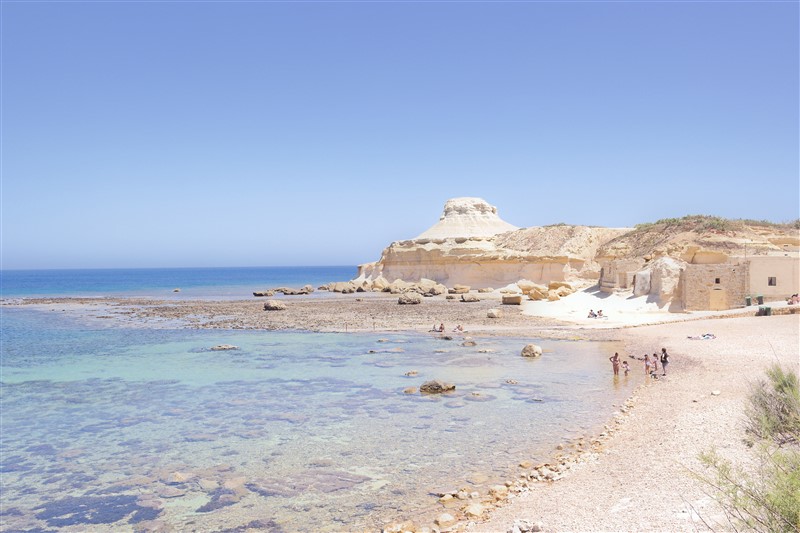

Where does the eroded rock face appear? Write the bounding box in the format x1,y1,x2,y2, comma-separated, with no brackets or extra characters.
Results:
355,199,630,287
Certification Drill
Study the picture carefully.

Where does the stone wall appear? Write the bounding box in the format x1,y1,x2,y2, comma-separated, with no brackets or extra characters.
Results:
599,259,644,293
681,262,749,311
745,255,800,300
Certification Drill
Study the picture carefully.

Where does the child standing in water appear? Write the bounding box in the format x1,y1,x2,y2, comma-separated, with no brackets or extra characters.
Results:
622,360,630,375
644,353,652,376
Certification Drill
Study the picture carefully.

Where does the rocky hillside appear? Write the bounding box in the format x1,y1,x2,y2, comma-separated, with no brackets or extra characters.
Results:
597,216,800,262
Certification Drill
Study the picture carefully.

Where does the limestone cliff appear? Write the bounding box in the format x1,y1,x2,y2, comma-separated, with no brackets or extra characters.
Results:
356,199,630,287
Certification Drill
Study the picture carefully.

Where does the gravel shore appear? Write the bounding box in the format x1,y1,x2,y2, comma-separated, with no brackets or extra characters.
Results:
468,313,799,533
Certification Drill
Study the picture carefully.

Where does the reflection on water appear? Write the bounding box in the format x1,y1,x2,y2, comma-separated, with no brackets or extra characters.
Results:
1,309,639,531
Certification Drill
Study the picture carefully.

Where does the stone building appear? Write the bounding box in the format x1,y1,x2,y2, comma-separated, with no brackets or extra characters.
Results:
681,262,749,311
745,255,800,300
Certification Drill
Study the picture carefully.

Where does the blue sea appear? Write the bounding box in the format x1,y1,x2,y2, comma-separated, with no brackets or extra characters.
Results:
1,266,358,300
1,267,641,532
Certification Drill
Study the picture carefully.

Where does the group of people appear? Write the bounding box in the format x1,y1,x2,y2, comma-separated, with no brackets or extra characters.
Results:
587,309,605,318
430,323,464,333
609,348,670,377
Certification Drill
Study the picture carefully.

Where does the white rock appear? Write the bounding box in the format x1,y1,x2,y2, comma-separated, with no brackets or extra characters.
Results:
435,513,456,527
416,197,519,239
521,344,543,358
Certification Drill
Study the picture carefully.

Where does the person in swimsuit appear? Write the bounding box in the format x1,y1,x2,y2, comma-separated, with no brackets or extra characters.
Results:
622,360,630,375
609,352,621,375
644,353,652,376
651,352,659,374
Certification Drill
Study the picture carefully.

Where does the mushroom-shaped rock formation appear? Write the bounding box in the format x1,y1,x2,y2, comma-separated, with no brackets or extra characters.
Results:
415,197,519,239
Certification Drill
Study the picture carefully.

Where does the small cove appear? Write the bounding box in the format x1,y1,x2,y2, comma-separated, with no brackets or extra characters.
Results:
1,307,640,531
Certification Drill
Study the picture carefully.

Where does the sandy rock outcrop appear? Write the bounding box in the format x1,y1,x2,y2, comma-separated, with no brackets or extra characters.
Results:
357,199,631,288
630,257,686,306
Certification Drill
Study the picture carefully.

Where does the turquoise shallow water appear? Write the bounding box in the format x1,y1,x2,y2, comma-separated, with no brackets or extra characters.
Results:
1,307,639,532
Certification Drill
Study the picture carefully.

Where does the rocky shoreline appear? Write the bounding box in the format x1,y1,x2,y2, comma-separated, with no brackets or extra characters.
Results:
5,295,797,532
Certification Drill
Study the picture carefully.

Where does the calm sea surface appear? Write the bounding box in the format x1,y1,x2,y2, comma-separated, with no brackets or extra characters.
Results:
0,267,640,531
0,266,358,300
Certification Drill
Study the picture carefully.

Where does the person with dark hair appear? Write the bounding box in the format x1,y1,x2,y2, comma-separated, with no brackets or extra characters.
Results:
660,348,670,376
609,352,621,375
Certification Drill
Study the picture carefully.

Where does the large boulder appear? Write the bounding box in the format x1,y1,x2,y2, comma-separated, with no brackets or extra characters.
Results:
548,281,573,291
460,294,480,303
398,293,422,305
330,281,357,293
418,278,447,296
253,291,274,297
263,300,287,311
420,380,456,394
521,344,543,357
516,279,540,293
527,287,548,300
547,290,560,301
448,285,471,294
389,279,414,294
371,276,390,291
502,294,523,305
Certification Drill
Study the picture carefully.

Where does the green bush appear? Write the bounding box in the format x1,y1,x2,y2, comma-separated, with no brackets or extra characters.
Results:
746,365,800,445
698,364,800,532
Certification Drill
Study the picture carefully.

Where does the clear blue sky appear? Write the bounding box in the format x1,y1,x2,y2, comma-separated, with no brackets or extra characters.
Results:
2,1,798,269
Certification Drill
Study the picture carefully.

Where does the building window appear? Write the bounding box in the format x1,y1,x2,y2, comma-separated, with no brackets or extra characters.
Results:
768,277,777,286
715,278,720,284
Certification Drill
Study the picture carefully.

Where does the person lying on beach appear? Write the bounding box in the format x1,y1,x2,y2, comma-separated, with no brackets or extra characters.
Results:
452,324,464,332
688,333,716,340
588,310,597,318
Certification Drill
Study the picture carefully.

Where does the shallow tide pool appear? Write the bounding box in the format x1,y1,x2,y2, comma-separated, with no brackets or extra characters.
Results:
1,308,639,532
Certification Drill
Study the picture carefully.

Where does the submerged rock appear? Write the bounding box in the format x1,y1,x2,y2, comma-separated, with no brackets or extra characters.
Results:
420,380,456,394
521,344,543,358
210,344,238,351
